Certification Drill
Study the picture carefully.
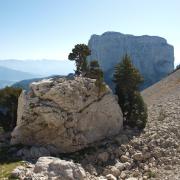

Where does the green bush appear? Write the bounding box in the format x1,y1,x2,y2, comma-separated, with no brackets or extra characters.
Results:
0,87,22,131
69,44,105,96
128,92,147,129
175,64,180,70
87,60,106,96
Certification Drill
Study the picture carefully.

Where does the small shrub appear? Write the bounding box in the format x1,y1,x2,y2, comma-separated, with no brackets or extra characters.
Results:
147,170,156,178
157,109,166,121
87,60,106,96
175,64,180,70
0,87,22,131
169,64,180,75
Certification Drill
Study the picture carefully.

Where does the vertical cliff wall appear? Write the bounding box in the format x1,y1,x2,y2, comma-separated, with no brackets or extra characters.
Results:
88,32,174,89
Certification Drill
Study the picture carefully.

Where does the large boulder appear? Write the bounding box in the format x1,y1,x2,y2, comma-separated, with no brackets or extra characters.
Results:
11,76,123,153
88,31,174,90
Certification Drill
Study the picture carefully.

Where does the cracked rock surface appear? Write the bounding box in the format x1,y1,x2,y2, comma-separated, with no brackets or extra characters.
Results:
11,157,87,180
88,31,174,90
11,77,123,153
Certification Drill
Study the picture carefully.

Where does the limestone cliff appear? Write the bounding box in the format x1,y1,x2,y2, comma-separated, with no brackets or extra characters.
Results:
88,32,174,89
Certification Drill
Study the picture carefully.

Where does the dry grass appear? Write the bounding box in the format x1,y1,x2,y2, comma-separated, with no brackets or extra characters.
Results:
0,161,23,179
0,127,24,179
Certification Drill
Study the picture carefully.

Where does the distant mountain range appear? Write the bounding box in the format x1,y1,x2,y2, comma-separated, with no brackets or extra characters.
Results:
0,59,74,76
0,59,74,88
12,74,75,91
0,80,14,89
0,66,39,88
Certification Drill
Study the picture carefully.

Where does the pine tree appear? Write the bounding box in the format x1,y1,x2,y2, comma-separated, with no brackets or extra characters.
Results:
87,60,106,96
128,91,147,129
68,44,91,76
113,54,147,129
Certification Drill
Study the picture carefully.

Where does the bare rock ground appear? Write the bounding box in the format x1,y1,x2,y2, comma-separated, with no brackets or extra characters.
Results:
141,69,180,179
11,77,123,153
11,70,180,179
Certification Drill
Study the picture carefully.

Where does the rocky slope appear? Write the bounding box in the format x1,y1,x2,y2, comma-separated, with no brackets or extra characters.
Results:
11,70,180,179
141,68,180,104
11,76,123,153
88,32,174,89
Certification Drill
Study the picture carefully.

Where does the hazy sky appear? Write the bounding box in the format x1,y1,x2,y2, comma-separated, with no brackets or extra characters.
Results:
0,0,179,65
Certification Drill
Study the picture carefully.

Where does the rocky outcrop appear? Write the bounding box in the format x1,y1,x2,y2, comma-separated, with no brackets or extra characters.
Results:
11,70,180,180
11,77,123,153
11,157,87,180
88,31,174,89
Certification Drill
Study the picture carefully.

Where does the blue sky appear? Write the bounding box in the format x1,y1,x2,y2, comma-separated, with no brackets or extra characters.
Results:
0,0,179,65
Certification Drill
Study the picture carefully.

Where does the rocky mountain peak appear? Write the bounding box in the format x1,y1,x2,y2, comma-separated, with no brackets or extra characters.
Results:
88,31,174,90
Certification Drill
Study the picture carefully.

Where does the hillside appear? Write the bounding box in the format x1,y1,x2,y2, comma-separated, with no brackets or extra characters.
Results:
141,69,180,179
141,69,180,104
0,66,39,88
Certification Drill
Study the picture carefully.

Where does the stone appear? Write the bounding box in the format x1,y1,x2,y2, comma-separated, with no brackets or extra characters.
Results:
106,174,117,180
132,152,143,161
88,31,174,90
132,169,140,177
11,166,27,178
126,178,138,180
13,157,87,180
97,152,109,163
85,164,97,176
120,155,129,162
16,146,50,160
110,166,121,177
115,161,125,171
143,165,149,172
11,77,123,153
103,168,111,176
120,171,127,179
98,176,108,180
143,176,148,180
124,162,132,170
143,152,151,160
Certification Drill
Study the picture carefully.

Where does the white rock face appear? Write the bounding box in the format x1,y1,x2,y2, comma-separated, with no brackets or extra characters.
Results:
11,76,123,153
12,157,87,180
88,31,174,89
